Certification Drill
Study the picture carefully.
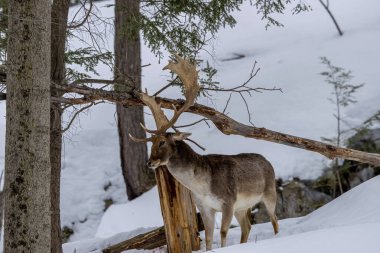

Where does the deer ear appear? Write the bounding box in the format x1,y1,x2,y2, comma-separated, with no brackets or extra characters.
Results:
172,132,192,141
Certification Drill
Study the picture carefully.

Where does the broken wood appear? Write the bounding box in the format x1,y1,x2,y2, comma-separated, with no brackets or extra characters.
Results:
102,212,204,253
102,226,166,253
155,166,200,252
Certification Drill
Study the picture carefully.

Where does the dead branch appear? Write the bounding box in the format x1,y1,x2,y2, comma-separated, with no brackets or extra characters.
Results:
61,101,104,133
2,77,380,166
68,0,94,29
185,138,206,151
201,61,282,95
175,118,211,129
67,78,116,87
51,83,380,166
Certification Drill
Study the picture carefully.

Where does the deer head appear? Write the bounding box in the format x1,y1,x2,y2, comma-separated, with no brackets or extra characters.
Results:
129,55,200,168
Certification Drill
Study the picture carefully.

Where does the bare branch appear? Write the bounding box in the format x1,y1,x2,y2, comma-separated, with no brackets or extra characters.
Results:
52,83,380,166
68,78,116,87
222,93,233,114
153,77,179,96
175,118,210,129
318,0,343,36
202,61,282,95
239,92,254,126
185,138,206,151
61,102,100,133
67,0,94,29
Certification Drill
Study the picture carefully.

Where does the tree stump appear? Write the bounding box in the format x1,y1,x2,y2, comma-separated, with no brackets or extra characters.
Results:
155,166,200,252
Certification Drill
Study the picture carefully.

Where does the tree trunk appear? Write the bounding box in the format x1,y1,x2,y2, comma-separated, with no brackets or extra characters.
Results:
155,167,200,253
50,0,70,252
4,0,51,252
114,0,155,200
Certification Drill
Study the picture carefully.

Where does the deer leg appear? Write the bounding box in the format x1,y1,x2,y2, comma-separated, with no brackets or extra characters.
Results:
196,201,216,251
234,208,252,243
263,194,279,235
220,205,234,248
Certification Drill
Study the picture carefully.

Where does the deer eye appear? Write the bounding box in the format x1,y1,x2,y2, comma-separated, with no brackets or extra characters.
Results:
158,140,165,148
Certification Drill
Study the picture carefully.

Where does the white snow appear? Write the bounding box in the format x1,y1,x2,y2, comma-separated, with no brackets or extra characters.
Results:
63,175,380,253
0,0,379,246
60,128,128,241
95,187,162,238
209,175,380,253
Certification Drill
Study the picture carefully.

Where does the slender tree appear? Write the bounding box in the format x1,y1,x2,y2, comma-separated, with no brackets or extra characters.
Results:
114,0,156,200
51,0,70,252
4,0,52,251
320,57,364,196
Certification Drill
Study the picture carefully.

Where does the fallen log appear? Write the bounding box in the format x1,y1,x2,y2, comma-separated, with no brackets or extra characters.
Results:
102,214,204,253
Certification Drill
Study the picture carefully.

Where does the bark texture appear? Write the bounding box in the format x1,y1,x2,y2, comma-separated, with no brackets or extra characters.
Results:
4,0,51,252
114,0,155,200
155,166,200,253
50,0,70,252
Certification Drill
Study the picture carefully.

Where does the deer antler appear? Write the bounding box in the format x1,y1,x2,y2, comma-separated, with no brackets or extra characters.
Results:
129,55,200,142
142,55,200,134
129,89,170,142
128,134,153,143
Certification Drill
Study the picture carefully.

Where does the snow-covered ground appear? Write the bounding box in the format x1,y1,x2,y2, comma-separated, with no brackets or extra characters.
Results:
0,0,379,246
63,175,380,253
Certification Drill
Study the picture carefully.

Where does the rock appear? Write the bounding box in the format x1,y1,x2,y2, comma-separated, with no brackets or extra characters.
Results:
252,178,332,223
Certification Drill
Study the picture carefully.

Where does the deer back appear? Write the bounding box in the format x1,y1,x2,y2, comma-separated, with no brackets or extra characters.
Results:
166,140,276,206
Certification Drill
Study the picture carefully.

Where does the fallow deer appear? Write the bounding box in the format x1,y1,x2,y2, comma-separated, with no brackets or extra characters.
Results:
130,55,279,251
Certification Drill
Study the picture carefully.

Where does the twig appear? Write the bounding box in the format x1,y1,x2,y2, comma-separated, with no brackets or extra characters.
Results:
153,77,179,96
68,0,94,29
222,93,233,114
201,61,280,95
185,138,206,151
175,118,210,129
239,93,254,126
61,102,98,133
318,0,343,36
68,78,116,86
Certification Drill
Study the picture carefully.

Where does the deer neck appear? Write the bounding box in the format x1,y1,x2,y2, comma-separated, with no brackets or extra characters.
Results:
166,141,204,191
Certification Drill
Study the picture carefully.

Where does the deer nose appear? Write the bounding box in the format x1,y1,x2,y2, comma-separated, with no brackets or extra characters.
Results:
147,159,160,168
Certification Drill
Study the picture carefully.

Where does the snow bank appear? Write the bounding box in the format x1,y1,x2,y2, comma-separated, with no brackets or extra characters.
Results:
64,175,380,253
60,128,128,241
214,222,380,253
211,175,380,252
95,187,162,238
1,0,380,243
